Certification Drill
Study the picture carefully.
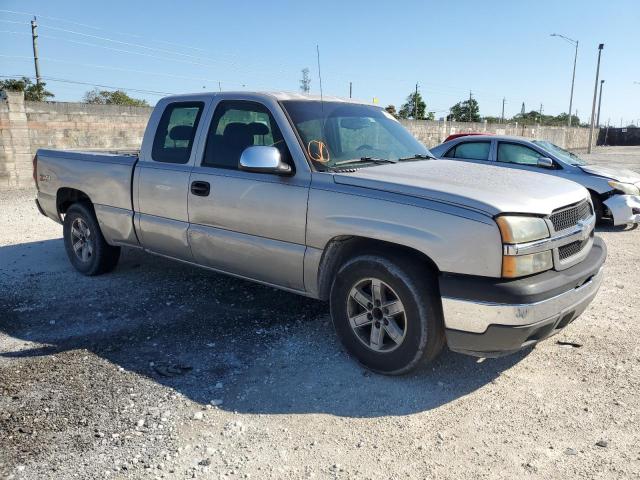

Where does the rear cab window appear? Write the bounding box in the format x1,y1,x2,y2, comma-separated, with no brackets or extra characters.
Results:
152,102,204,164
445,141,491,160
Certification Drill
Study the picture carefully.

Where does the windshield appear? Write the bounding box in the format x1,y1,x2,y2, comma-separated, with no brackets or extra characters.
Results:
532,140,588,166
281,100,432,169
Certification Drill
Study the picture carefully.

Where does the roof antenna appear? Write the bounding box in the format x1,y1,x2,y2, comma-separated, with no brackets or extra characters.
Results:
316,44,324,113
315,44,328,167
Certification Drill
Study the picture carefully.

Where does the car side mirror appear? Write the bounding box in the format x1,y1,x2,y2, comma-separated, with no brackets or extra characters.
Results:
537,157,555,169
239,146,292,175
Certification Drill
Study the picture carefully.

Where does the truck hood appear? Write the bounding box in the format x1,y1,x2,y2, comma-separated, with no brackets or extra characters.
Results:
579,164,640,184
333,160,588,216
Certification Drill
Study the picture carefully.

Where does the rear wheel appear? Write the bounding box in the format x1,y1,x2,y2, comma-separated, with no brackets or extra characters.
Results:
329,253,444,375
63,203,120,275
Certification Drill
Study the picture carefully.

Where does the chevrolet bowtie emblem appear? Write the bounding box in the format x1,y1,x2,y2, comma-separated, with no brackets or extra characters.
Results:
576,219,590,240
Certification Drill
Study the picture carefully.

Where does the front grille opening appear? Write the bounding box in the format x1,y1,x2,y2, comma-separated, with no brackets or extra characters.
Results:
550,200,592,232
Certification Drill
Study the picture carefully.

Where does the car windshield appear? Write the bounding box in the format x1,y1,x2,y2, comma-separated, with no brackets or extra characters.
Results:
281,100,432,169
532,140,589,166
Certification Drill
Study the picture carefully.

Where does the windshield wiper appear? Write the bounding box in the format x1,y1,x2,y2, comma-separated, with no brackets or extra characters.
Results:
333,157,398,166
397,153,436,161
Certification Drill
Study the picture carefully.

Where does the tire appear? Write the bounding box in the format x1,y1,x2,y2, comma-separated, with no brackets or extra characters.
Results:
63,202,120,276
329,253,445,375
590,192,605,224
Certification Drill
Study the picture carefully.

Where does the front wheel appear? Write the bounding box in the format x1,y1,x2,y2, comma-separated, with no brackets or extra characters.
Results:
63,203,121,275
329,254,444,375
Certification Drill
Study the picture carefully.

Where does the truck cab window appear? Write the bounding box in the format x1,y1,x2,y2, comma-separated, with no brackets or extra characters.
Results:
202,100,291,170
152,102,204,164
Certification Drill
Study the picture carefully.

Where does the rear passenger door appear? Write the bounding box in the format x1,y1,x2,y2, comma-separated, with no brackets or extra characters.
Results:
187,98,310,291
134,99,207,260
443,140,493,165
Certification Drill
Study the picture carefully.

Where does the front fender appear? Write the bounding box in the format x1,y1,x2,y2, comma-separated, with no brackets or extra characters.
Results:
306,187,503,278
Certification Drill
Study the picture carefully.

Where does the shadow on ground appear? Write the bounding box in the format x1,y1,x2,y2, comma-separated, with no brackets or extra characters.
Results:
0,239,528,418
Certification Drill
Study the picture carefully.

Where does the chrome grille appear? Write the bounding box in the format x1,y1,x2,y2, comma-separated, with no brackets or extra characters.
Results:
558,230,594,260
550,200,591,232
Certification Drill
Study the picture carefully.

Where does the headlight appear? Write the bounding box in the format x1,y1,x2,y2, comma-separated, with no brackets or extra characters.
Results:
608,180,640,195
496,215,552,278
502,251,553,278
496,216,549,243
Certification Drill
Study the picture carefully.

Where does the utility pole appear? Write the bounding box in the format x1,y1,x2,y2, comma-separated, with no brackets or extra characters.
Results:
218,81,222,92
596,79,605,127
468,90,473,122
501,97,506,123
588,44,604,153
31,16,42,85
550,34,578,126
349,82,352,99
414,82,419,120
539,103,543,123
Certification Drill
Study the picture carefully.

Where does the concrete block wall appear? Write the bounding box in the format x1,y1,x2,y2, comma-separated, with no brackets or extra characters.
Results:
401,119,598,151
0,91,32,189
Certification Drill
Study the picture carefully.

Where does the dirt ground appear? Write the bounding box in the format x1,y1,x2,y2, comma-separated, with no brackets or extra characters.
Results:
1,146,639,480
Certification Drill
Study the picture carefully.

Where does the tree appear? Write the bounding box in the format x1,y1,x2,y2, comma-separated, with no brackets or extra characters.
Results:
385,104,397,118
447,98,480,122
398,90,433,120
83,89,148,106
300,67,311,94
0,76,54,101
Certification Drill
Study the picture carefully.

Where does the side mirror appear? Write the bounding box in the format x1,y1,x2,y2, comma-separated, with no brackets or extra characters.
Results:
239,146,292,175
537,157,555,169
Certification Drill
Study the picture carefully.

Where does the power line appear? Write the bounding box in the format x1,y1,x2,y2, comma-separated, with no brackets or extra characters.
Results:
0,55,245,87
0,16,298,76
0,74,175,96
0,8,209,54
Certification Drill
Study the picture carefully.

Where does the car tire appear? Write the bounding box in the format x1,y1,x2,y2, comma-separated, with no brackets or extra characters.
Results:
329,253,444,375
63,203,121,276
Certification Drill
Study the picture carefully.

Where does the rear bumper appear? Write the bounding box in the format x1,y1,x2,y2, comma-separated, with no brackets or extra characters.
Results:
440,237,606,357
603,194,640,225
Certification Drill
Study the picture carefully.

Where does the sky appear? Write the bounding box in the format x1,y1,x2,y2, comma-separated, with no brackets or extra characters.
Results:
1,0,639,125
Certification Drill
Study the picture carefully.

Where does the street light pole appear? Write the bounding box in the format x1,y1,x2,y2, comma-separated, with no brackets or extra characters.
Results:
588,44,604,154
551,33,578,126
596,79,605,128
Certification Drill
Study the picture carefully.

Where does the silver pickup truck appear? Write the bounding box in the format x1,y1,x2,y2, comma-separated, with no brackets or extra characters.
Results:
34,92,606,374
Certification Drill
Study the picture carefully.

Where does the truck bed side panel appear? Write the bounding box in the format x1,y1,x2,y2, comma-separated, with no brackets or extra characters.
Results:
36,149,139,246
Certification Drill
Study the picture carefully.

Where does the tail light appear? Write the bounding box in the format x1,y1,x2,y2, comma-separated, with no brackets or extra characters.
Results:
32,154,38,190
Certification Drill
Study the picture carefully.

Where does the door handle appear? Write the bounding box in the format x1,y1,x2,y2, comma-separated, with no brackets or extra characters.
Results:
190,181,210,197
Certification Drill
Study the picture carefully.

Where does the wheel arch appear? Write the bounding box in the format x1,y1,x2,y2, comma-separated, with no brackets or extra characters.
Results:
316,235,441,301
56,187,94,218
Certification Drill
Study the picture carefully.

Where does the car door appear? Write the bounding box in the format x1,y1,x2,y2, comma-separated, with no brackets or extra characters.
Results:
134,98,208,260
495,141,556,175
442,140,493,165
187,97,310,291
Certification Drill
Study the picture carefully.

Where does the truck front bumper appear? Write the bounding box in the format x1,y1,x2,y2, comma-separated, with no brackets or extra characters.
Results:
440,237,607,357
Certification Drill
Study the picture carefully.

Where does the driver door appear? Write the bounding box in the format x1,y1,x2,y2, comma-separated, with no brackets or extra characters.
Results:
187,99,309,291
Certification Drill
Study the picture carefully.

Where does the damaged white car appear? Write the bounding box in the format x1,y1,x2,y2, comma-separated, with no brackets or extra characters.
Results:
430,135,640,225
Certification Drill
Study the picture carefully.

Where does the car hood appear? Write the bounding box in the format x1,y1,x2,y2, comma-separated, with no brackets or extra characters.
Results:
333,160,588,216
579,164,640,184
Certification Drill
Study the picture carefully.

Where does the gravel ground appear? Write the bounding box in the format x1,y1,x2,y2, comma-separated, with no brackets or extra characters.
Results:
1,147,639,480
